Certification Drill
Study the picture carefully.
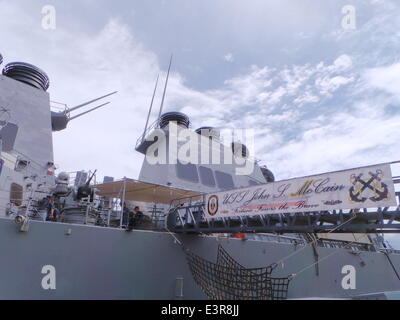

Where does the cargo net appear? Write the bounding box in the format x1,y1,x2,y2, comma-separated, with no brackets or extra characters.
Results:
185,245,291,300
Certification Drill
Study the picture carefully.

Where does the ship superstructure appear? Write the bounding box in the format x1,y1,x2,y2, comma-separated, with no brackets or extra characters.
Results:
0,54,399,300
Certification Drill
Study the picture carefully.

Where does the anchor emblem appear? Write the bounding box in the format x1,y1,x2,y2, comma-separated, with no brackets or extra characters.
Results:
349,170,389,203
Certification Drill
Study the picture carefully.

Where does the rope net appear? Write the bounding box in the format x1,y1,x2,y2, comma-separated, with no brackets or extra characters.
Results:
185,245,291,300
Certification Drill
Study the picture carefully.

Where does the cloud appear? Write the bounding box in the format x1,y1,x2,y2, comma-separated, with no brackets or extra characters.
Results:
1,1,400,248
224,53,234,63
364,63,400,98
1,1,399,183
0,1,399,184
315,75,354,96
0,7,161,178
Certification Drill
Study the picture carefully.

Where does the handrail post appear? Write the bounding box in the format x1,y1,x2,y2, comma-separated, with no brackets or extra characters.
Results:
85,198,90,225
107,208,111,227
119,178,127,228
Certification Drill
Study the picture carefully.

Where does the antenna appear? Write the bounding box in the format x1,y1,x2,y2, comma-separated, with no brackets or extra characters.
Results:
157,55,173,122
69,102,110,121
68,91,118,113
142,74,160,141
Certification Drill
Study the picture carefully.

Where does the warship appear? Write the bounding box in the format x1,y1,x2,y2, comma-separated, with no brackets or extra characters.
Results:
0,51,400,300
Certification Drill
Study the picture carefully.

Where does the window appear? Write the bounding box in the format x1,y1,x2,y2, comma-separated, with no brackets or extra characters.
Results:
176,162,199,183
10,183,23,206
199,166,216,187
215,171,234,190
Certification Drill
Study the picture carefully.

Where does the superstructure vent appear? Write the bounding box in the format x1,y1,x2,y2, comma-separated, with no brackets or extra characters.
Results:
159,111,190,129
2,62,50,91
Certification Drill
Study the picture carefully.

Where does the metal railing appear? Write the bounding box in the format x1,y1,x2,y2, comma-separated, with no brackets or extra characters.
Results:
135,119,160,151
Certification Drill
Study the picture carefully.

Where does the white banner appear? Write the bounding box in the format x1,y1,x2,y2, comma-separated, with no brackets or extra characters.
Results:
205,164,397,219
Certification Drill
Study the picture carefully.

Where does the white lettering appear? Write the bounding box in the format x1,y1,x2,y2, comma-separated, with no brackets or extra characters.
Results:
41,265,56,290
342,5,356,30
341,265,356,290
41,5,56,30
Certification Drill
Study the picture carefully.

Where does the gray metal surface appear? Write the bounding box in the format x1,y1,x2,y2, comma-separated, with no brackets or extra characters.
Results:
1,61,399,300
0,217,400,299
0,75,53,166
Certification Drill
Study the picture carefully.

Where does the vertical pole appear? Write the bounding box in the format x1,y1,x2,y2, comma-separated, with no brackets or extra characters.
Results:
151,204,155,221
142,75,160,142
107,207,111,227
85,198,90,225
119,178,127,228
157,55,173,122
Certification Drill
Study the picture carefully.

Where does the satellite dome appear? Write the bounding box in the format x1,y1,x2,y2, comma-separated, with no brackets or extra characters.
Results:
195,127,220,141
260,166,275,183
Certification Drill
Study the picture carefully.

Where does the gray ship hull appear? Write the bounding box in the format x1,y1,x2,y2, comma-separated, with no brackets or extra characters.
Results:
0,217,400,300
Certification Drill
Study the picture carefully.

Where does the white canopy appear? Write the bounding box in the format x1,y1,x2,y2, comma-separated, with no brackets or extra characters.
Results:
94,179,203,205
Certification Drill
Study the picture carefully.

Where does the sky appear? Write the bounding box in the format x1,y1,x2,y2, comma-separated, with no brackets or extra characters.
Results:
0,1,400,244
